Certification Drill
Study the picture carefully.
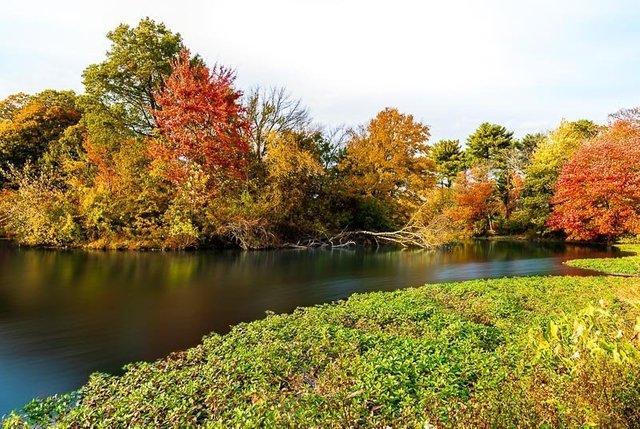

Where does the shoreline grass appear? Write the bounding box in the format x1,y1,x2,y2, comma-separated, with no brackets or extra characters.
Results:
566,244,640,276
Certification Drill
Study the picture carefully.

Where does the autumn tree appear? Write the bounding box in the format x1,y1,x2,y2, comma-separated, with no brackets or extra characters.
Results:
244,86,311,163
339,108,435,228
0,90,82,185
151,49,250,188
82,18,184,139
0,165,81,246
262,131,325,226
0,93,32,121
548,120,640,243
430,139,465,187
518,120,600,234
465,123,517,217
75,137,170,247
450,166,503,235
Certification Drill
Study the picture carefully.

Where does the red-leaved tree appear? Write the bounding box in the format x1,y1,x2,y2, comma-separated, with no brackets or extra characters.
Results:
548,120,640,242
449,167,503,234
151,49,250,186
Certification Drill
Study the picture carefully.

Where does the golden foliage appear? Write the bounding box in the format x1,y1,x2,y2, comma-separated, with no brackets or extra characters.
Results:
339,108,435,224
262,131,324,219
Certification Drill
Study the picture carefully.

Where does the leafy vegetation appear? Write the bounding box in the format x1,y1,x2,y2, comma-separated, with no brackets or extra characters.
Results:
567,244,640,275
549,123,640,243
0,90,81,186
429,139,465,188
516,120,601,236
2,10,640,429
5,274,640,427
81,18,184,137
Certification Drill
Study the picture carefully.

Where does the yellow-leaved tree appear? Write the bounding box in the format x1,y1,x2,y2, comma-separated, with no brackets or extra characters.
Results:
339,108,435,229
516,119,600,234
263,130,324,222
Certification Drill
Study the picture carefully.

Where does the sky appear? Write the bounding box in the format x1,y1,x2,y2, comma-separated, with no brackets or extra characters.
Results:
1,0,639,142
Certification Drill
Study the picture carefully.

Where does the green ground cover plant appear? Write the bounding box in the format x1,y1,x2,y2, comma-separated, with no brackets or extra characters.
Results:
566,244,640,276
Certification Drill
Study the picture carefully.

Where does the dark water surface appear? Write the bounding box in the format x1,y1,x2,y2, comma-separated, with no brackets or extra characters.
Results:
0,240,614,415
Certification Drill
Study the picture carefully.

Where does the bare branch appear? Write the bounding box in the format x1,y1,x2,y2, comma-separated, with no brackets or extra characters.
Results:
243,86,312,161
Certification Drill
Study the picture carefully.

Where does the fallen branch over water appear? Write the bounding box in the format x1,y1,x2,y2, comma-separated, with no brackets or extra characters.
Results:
284,213,455,250
354,225,442,249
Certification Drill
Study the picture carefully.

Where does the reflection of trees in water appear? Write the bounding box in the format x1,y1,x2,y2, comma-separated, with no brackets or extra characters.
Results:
0,241,614,310
0,241,616,363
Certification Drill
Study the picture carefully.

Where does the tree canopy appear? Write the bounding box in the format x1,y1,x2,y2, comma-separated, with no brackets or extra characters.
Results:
0,90,81,183
430,139,465,187
549,120,640,242
82,18,184,138
0,18,636,249
518,119,600,234
466,123,514,164
339,108,435,227
151,49,250,188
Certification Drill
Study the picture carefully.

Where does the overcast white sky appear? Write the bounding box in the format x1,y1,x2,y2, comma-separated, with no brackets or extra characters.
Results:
1,0,639,141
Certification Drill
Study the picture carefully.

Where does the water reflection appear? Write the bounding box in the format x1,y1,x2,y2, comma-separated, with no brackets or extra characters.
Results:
0,240,613,414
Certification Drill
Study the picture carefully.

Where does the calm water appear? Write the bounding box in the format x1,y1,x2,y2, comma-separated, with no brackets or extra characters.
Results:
0,240,614,415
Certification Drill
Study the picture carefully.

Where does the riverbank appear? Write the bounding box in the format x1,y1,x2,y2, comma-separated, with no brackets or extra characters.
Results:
0,233,611,253
566,244,640,276
4,255,640,427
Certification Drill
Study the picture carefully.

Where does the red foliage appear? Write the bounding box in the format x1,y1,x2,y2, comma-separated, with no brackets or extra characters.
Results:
548,120,640,241
151,49,250,186
84,139,118,190
450,169,502,232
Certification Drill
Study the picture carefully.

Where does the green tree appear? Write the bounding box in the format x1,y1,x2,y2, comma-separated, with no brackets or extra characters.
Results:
82,18,184,139
75,18,185,228
516,132,545,172
466,123,514,164
430,139,465,187
466,123,516,218
518,120,600,235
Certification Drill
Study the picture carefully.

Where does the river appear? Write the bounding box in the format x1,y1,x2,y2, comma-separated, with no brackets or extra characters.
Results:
0,239,614,415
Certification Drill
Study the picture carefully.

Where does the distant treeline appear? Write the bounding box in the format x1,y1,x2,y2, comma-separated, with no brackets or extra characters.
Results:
0,18,639,249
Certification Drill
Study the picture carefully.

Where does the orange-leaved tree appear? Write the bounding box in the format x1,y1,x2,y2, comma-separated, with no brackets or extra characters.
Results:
449,166,503,235
548,119,640,243
151,49,250,188
339,107,435,228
